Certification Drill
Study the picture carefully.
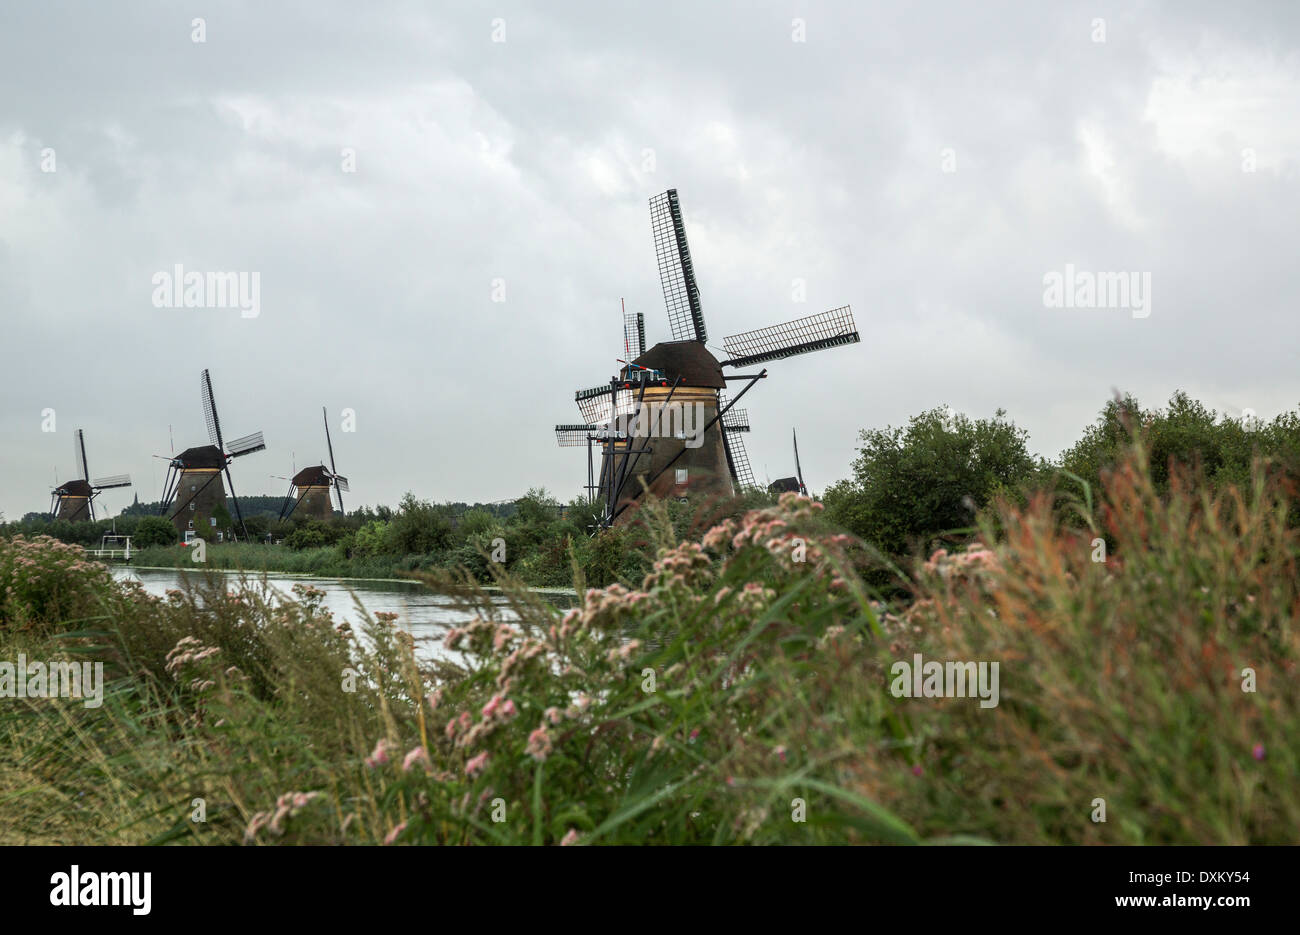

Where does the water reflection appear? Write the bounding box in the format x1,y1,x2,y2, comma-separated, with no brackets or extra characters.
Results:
112,566,573,662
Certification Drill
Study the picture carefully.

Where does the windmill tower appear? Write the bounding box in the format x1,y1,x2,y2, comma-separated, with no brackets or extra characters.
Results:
768,429,809,495
158,369,265,542
562,189,859,526
277,408,350,522
49,430,132,521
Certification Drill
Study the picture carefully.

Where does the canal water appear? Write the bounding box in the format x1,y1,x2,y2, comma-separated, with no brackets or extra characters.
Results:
111,566,571,662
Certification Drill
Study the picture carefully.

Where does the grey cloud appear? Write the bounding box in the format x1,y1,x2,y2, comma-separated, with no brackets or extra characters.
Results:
1,1,1298,519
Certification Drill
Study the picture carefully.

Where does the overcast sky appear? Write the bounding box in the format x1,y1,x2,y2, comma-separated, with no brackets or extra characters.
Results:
2,1,1298,520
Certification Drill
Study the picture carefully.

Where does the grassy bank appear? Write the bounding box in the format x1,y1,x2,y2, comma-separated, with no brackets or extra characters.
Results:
127,543,420,581
1,439,1296,845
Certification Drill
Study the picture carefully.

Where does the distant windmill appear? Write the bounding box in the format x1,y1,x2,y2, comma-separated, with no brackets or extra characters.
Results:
564,189,859,526
158,369,265,542
277,408,349,522
768,428,808,496
49,429,131,521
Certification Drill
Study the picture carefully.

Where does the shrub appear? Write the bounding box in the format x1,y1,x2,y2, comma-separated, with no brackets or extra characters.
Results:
284,525,327,551
886,443,1300,843
0,536,113,633
824,406,1040,557
1059,391,1300,508
350,520,389,558
384,495,455,554
133,516,178,549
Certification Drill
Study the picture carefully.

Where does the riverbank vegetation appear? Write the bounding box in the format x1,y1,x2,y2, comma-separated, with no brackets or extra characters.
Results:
1,409,1297,844
120,490,778,589
8,391,1300,590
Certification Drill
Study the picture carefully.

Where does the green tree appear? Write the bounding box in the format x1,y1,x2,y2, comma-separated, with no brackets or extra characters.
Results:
350,520,390,557
384,494,455,555
242,514,270,541
824,406,1039,557
1059,391,1265,497
284,525,327,550
213,502,234,539
134,516,177,548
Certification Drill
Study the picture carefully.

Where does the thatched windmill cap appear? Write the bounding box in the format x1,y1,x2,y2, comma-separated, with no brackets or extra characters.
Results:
53,479,93,497
768,477,802,493
631,340,726,389
175,445,226,469
292,465,332,486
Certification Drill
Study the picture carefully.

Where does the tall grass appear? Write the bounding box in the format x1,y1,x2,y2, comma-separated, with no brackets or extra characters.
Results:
1,441,1296,844
128,543,436,581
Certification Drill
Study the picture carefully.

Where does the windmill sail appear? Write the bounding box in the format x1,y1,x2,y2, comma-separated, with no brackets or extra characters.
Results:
555,424,601,447
722,428,755,488
722,410,750,431
201,369,224,451
575,383,636,425
718,394,750,432
721,305,860,368
575,384,614,424
92,474,132,490
226,432,266,457
793,428,806,493
223,464,251,540
75,430,90,481
198,369,263,541
323,407,345,513
623,309,645,360
649,190,707,343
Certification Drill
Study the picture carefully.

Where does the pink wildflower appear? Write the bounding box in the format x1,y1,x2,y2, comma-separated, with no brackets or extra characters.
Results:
364,738,393,768
466,751,490,777
402,746,430,773
526,726,553,762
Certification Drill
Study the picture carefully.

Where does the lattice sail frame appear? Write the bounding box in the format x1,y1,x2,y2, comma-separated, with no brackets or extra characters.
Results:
201,369,225,450
226,432,266,457
720,305,860,368
718,393,750,432
555,425,599,448
623,310,645,360
92,474,132,490
723,430,756,488
793,427,806,493
575,384,638,425
74,429,90,481
649,190,707,343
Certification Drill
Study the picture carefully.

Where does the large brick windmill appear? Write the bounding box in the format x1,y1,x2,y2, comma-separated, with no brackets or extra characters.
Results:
277,408,349,522
561,189,859,527
158,369,265,542
49,429,132,521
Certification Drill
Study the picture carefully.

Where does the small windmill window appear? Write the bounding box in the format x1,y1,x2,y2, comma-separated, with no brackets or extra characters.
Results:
210,517,217,527
187,520,194,529
675,468,688,485
190,485,196,491
190,503,196,511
